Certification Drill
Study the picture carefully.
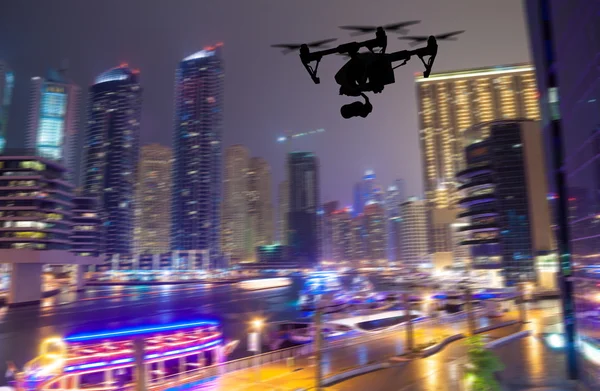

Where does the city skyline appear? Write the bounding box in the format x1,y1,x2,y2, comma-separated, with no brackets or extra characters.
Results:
0,0,533,206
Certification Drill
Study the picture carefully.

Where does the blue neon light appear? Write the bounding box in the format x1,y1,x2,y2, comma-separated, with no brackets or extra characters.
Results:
63,339,222,372
65,320,219,342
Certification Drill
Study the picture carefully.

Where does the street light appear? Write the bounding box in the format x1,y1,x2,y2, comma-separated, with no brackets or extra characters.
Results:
249,319,263,382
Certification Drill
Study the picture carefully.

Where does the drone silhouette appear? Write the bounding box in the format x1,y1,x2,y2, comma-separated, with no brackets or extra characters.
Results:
272,22,464,118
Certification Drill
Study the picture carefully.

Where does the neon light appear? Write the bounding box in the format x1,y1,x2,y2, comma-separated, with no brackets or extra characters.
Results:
65,320,219,342
416,66,535,83
63,340,222,372
183,49,216,62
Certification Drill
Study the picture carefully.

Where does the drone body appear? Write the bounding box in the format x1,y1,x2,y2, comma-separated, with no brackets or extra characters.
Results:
272,23,464,118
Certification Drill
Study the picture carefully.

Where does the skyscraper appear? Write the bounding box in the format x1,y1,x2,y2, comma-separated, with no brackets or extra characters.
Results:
171,45,224,264
399,198,429,268
287,152,319,266
457,120,553,286
526,1,600,384
246,157,274,255
222,145,250,263
331,208,352,262
385,179,406,261
278,180,289,245
0,61,14,153
134,144,172,254
352,170,383,216
364,202,386,262
416,64,540,209
321,200,339,261
416,64,541,265
83,64,141,257
26,67,80,168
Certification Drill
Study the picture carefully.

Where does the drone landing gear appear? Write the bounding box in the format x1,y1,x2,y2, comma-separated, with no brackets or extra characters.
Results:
340,93,373,119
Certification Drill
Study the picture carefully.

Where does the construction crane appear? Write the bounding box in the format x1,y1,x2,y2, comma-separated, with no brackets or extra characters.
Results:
276,128,326,153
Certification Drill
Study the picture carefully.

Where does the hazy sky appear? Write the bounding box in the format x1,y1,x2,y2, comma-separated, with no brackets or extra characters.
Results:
0,0,531,206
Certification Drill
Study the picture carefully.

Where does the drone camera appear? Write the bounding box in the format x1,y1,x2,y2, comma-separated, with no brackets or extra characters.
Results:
341,101,373,119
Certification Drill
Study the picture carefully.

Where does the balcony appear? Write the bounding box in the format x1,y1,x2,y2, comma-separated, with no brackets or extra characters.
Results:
458,208,497,219
458,223,498,232
457,177,494,191
460,237,500,246
456,164,492,179
458,193,496,207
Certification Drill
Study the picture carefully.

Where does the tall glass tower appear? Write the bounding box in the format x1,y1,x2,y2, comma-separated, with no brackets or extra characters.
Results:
171,45,224,264
83,64,142,257
288,152,320,266
0,61,14,153
26,68,80,168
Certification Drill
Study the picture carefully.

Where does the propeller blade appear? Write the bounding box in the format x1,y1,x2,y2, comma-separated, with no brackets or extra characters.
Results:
397,36,427,47
382,20,421,33
306,38,338,48
435,30,465,40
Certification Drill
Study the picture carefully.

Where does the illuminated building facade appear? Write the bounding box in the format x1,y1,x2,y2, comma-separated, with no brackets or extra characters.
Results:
352,170,383,217
526,0,600,385
416,63,540,209
399,198,429,268
321,200,339,261
350,214,366,261
331,208,352,262
364,202,386,261
287,152,319,266
26,68,80,168
222,145,250,262
83,64,142,257
246,157,274,255
457,120,553,286
416,63,540,262
0,155,73,250
0,61,14,153
277,180,289,245
71,196,103,257
171,45,224,264
134,144,172,254
385,179,405,261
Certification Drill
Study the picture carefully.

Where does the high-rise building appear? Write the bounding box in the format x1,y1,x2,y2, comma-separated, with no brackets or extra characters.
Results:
171,45,224,264
278,180,289,245
385,179,405,261
83,64,142,257
350,214,366,262
0,154,74,251
222,145,250,263
134,144,172,254
0,61,15,153
399,198,429,268
416,64,541,265
416,63,540,209
352,170,383,216
26,68,80,168
457,120,553,286
364,202,386,262
246,157,274,255
71,196,103,257
321,200,339,261
287,152,319,266
526,1,600,385
331,208,352,262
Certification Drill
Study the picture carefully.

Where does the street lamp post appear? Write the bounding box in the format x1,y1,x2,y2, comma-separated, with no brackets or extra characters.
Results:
250,319,263,382
403,291,414,353
314,307,323,391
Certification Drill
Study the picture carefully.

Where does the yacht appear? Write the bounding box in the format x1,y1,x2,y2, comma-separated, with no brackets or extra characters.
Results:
297,271,349,313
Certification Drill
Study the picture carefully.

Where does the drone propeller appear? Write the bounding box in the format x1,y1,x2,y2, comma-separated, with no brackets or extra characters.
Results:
339,21,421,36
398,30,465,46
271,38,338,54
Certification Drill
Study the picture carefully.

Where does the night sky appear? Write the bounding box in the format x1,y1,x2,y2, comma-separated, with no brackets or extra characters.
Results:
0,0,531,206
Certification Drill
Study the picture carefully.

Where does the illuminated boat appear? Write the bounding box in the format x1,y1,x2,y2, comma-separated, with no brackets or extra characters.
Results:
20,320,238,390
238,277,291,290
298,271,349,313
349,276,375,301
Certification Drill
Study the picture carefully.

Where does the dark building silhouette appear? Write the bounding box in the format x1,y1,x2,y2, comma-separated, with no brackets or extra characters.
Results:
287,152,319,266
526,0,600,384
82,64,141,257
171,45,224,264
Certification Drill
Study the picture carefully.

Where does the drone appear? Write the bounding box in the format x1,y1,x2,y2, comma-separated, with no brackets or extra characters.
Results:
272,22,464,118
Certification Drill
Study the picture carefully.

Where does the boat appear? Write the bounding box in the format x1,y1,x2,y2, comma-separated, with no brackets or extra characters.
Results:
349,276,375,301
297,271,349,313
238,277,291,290
20,320,238,390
